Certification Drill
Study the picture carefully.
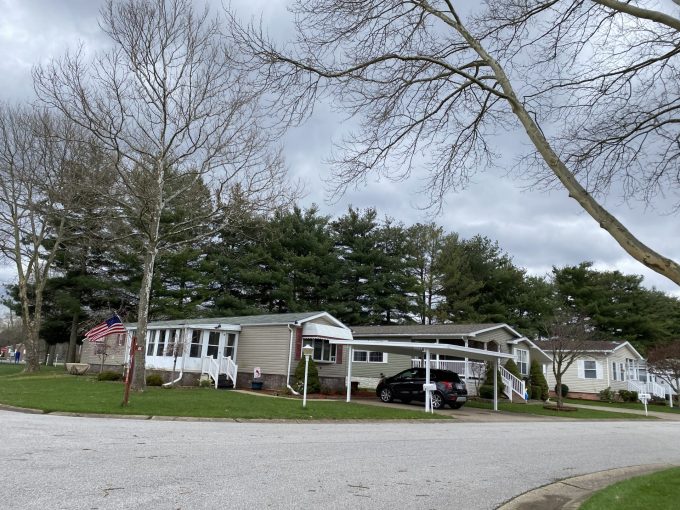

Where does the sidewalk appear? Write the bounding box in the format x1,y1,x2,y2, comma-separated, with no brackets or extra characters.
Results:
567,402,680,421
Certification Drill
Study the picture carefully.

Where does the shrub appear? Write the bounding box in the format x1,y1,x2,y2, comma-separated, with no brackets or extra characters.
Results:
598,387,615,402
617,389,639,402
294,356,320,393
479,385,495,399
629,390,638,402
554,383,569,398
199,378,213,388
504,359,522,379
146,374,164,386
529,360,549,401
97,371,122,381
482,362,505,396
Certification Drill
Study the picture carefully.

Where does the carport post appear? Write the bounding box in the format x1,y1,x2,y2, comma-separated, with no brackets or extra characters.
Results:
425,349,431,412
346,346,353,403
493,357,499,412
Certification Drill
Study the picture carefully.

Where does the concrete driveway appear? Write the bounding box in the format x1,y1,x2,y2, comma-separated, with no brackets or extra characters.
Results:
2,410,679,510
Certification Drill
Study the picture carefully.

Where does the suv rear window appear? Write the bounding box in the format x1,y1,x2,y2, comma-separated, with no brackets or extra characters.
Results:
432,370,461,383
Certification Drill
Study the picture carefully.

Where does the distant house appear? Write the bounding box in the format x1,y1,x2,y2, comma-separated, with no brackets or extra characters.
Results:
538,339,668,400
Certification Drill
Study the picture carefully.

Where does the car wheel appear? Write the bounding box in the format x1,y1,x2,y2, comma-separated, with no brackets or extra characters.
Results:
450,403,464,409
430,391,444,409
379,387,394,403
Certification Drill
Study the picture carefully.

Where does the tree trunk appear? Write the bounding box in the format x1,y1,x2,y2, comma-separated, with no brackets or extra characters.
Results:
130,247,158,391
66,312,79,364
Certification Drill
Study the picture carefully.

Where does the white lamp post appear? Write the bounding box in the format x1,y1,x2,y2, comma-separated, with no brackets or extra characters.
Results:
302,344,314,408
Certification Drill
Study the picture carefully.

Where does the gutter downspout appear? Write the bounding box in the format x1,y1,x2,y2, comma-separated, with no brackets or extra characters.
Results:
163,326,187,388
286,323,300,395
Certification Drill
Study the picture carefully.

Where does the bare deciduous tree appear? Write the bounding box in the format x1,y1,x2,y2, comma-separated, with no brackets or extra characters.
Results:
541,314,596,408
0,105,85,372
35,0,297,392
647,343,680,404
226,0,680,285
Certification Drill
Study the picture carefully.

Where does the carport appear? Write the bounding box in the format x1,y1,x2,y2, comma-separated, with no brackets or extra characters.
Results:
329,339,515,412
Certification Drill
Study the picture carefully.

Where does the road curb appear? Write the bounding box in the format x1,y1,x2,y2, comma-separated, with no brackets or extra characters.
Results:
497,463,676,509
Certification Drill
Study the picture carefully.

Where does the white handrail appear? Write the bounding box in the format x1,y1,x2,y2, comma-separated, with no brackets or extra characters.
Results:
499,365,526,402
201,354,238,389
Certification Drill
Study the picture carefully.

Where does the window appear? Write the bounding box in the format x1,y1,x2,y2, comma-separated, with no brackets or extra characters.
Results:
146,331,156,356
189,330,202,358
207,331,220,358
583,360,597,379
223,333,236,358
352,350,387,363
612,362,619,381
116,333,126,347
515,349,529,376
310,338,336,362
155,330,166,356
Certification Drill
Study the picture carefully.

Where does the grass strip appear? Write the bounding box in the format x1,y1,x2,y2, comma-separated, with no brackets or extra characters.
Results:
465,399,656,420
564,397,680,414
581,467,680,509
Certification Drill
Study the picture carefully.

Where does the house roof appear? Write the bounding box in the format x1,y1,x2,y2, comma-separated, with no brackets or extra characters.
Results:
536,339,643,359
351,323,521,339
127,311,347,329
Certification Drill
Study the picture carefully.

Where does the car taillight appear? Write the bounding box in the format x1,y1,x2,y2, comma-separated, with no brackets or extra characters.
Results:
440,381,453,391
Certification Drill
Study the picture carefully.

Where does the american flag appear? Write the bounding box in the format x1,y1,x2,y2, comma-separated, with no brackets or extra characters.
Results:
85,315,127,342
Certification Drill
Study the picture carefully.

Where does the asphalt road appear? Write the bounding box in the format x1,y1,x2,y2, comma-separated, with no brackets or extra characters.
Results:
2,411,679,510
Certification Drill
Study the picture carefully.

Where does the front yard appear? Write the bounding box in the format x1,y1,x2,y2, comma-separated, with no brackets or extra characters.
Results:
0,365,445,420
465,399,657,420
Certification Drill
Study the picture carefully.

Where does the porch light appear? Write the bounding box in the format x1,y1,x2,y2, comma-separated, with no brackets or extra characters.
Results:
302,344,314,408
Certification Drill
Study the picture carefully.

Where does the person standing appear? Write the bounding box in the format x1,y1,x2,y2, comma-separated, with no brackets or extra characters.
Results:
14,349,20,364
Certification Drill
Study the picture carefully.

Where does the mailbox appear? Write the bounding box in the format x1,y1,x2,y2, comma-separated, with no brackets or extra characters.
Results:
423,383,436,392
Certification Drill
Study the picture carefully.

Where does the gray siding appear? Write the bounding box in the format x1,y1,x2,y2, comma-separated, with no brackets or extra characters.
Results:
475,329,515,348
236,325,291,376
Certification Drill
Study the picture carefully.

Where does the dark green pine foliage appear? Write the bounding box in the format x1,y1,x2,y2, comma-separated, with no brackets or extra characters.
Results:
553,262,680,351
405,223,446,325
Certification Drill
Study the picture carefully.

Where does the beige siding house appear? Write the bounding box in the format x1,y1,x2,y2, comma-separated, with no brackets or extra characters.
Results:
538,340,666,400
80,311,353,390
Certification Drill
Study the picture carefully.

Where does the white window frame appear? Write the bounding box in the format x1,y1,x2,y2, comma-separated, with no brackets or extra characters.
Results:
352,350,388,363
578,359,603,380
309,338,336,363
515,348,529,376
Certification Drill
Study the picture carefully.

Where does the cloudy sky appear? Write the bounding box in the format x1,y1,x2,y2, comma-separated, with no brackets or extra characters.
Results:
1,0,679,299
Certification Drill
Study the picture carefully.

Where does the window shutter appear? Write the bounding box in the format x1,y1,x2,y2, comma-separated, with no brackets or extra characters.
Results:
596,362,603,380
577,360,585,379
336,345,343,364
294,328,302,361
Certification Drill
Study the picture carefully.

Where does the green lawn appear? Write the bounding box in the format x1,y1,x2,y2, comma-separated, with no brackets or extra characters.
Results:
0,365,445,420
465,399,656,420
580,467,680,509
564,398,680,414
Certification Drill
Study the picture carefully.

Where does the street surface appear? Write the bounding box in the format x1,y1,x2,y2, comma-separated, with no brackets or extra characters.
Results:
2,411,679,509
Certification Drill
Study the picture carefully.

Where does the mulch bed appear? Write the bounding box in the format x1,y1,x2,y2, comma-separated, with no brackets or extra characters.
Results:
543,404,578,412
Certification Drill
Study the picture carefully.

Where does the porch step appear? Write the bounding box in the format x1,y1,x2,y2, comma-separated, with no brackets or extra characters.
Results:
216,374,233,389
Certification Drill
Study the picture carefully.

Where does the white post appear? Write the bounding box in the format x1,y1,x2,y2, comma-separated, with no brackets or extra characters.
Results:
303,354,310,408
425,349,432,412
493,357,499,412
464,339,469,385
346,346,353,403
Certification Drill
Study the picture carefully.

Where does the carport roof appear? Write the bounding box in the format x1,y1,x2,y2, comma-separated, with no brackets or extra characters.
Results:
329,339,515,363
351,323,522,339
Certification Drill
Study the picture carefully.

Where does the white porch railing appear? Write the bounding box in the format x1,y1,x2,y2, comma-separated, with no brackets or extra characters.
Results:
201,354,238,389
628,379,665,399
499,365,526,402
411,359,486,380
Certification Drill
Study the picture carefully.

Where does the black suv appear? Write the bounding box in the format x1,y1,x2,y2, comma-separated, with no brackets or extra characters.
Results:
376,368,467,409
